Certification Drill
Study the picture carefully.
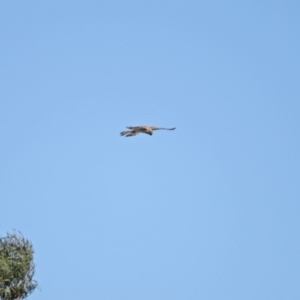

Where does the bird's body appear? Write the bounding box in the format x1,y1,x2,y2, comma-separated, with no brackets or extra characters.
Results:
120,125,176,137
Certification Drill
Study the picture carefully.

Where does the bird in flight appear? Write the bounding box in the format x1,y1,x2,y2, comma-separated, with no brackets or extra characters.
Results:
120,125,176,137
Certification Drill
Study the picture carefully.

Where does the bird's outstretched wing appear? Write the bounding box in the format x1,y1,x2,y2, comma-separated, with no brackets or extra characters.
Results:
149,126,176,131
127,126,176,131
127,126,146,130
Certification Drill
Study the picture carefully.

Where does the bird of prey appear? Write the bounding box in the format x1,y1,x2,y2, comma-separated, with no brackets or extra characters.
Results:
120,125,176,137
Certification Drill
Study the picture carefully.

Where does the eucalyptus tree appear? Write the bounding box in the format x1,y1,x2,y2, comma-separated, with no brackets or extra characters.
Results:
0,232,38,300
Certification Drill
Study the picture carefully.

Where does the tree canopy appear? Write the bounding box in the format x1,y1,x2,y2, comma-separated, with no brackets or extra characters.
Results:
0,232,37,300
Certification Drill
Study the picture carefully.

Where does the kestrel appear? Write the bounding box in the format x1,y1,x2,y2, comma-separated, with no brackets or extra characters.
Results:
120,125,176,137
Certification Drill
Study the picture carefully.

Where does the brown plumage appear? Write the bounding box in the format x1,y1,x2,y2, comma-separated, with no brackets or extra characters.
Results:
120,125,176,137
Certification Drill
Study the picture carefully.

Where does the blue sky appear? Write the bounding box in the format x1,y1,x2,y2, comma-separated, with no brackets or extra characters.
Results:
1,1,300,299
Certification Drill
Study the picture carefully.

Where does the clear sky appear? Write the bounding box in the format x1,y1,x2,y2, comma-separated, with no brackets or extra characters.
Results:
1,1,300,299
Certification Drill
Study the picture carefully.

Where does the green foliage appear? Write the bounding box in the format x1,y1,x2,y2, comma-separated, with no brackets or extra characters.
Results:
0,232,37,300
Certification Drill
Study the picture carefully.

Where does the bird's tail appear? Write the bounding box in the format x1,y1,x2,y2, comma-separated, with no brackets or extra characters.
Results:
120,130,137,137
120,130,130,136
